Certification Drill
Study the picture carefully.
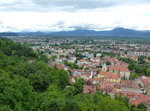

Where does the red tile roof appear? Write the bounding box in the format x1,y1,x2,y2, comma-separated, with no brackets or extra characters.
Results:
119,67,130,72
108,58,118,62
99,82,115,93
57,64,65,69
91,57,100,60
108,66,115,71
139,76,150,89
78,59,87,62
108,65,130,72
121,92,150,106
98,71,120,79
83,85,96,93
121,80,140,89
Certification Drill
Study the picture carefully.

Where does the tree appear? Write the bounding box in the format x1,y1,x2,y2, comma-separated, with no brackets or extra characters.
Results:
106,61,111,65
38,55,49,62
28,71,52,92
0,71,37,111
138,56,146,64
56,69,69,90
64,60,69,66
130,72,138,80
128,63,136,70
137,103,147,111
63,86,75,97
39,85,66,111
146,69,150,76
73,78,85,94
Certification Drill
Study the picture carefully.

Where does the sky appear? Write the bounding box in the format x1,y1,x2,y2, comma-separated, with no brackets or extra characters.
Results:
0,0,150,32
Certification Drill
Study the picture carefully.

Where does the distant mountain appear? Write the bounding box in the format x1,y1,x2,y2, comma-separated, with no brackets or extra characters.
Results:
50,29,97,36
1,27,150,37
17,31,46,36
0,32,18,36
49,28,150,37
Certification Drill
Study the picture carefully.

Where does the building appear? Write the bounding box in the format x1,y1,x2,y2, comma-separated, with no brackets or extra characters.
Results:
137,76,150,95
97,71,121,83
121,80,143,94
77,59,88,65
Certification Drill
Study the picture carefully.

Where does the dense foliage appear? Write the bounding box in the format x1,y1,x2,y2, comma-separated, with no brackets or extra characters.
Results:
0,38,145,111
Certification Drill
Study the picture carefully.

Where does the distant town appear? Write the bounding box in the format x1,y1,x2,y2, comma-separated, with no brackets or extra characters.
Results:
6,36,150,110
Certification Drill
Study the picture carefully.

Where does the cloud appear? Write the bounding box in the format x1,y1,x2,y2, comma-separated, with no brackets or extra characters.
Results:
0,0,111,12
0,0,150,31
33,0,115,11
1,0,150,12
0,21,3,24
34,0,150,11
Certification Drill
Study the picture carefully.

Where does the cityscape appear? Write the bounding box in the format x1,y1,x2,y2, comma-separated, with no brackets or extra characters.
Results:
6,36,150,110
1,0,150,111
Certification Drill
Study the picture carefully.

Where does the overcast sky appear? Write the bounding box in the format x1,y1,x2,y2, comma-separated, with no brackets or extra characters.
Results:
0,0,150,32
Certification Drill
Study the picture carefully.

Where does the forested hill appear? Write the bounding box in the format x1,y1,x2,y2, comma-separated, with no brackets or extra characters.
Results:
0,32,18,36
0,38,145,111
1,27,150,37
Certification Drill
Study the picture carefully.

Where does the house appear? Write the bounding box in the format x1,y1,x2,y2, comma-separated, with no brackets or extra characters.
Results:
77,59,88,65
48,62,56,67
97,71,121,83
108,65,130,80
83,85,96,93
28,60,35,63
70,69,82,76
67,49,75,53
121,80,143,94
49,62,65,69
51,52,59,57
82,52,94,58
99,82,115,94
80,73,92,80
119,67,130,80
88,78,104,85
144,59,150,63
96,53,102,57
55,58,63,63
121,92,150,107
70,77,76,84
91,68,101,76
103,56,111,61
57,49,63,53
108,66,116,72
102,63,107,71
91,57,100,62
107,58,118,65
106,74,120,83
57,64,65,69
137,76,150,95
128,56,138,61
68,54,77,63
